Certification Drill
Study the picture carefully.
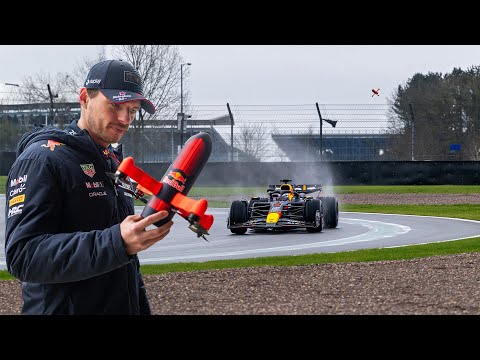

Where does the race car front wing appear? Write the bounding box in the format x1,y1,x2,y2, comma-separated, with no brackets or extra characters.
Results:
228,217,318,230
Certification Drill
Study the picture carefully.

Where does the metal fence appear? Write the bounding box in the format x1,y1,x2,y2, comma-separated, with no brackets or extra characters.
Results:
182,104,392,162
0,102,478,162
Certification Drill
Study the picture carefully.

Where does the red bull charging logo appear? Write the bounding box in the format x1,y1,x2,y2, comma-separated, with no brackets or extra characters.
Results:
41,140,65,151
162,170,186,192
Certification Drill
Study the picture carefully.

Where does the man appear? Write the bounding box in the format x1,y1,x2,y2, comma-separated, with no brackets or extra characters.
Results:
4,59,173,315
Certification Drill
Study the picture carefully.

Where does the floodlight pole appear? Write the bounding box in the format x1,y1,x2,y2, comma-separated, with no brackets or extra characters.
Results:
316,102,324,162
180,62,191,148
47,84,58,126
315,102,337,162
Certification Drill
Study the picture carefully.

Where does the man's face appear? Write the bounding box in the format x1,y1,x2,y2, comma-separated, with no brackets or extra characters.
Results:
85,91,141,147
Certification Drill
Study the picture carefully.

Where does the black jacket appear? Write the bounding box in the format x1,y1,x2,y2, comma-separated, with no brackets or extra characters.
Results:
4,120,151,315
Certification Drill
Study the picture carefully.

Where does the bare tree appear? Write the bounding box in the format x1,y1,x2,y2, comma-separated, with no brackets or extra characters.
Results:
19,72,71,104
15,71,75,128
109,45,187,120
16,45,187,120
64,46,108,100
234,123,270,161
14,45,189,159
13,45,190,158
107,45,188,159
15,47,107,105
0,84,22,105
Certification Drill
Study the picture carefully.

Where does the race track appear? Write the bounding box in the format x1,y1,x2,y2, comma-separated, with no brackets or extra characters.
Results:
2,194,480,270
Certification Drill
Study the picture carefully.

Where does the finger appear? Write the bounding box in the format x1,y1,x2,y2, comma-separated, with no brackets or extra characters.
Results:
127,214,143,222
141,222,173,247
143,227,172,249
136,210,170,228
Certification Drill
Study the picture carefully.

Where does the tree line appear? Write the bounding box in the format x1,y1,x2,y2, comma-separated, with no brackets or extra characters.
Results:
387,66,480,160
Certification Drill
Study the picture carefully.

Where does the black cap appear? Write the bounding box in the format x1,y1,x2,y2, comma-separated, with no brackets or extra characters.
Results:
84,59,156,114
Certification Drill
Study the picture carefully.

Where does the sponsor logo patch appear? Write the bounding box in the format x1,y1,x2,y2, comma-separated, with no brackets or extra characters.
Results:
117,181,133,191
85,181,104,189
163,176,186,192
10,174,27,187
124,71,141,86
85,78,101,86
89,191,107,197
168,170,186,185
8,204,23,218
9,194,25,207
80,164,96,178
9,183,26,197
112,91,133,102
41,140,65,151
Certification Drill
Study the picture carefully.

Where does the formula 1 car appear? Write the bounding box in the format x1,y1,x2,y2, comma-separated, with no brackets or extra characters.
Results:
227,179,339,235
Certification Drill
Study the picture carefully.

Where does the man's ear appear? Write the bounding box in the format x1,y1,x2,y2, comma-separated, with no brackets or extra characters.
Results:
79,88,88,109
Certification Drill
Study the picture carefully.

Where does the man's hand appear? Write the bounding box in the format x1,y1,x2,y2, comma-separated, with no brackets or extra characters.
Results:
120,210,173,255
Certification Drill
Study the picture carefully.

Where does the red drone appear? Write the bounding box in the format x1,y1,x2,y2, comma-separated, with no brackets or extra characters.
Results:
371,88,380,97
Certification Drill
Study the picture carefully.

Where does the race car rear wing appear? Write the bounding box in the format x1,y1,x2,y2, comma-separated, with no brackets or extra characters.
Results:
268,184,322,194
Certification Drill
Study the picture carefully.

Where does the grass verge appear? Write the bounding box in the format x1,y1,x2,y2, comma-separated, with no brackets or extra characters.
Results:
139,236,480,275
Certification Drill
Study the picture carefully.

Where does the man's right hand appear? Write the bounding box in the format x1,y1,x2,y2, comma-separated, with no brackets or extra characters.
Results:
120,210,173,255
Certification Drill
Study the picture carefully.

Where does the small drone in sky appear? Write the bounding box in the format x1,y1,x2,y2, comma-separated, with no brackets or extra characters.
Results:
371,88,380,97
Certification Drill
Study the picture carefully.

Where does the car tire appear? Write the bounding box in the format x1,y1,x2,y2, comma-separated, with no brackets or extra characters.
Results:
229,200,248,235
304,199,323,233
323,196,339,228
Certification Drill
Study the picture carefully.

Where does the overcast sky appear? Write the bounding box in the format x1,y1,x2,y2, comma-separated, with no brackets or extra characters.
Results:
2,45,480,105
